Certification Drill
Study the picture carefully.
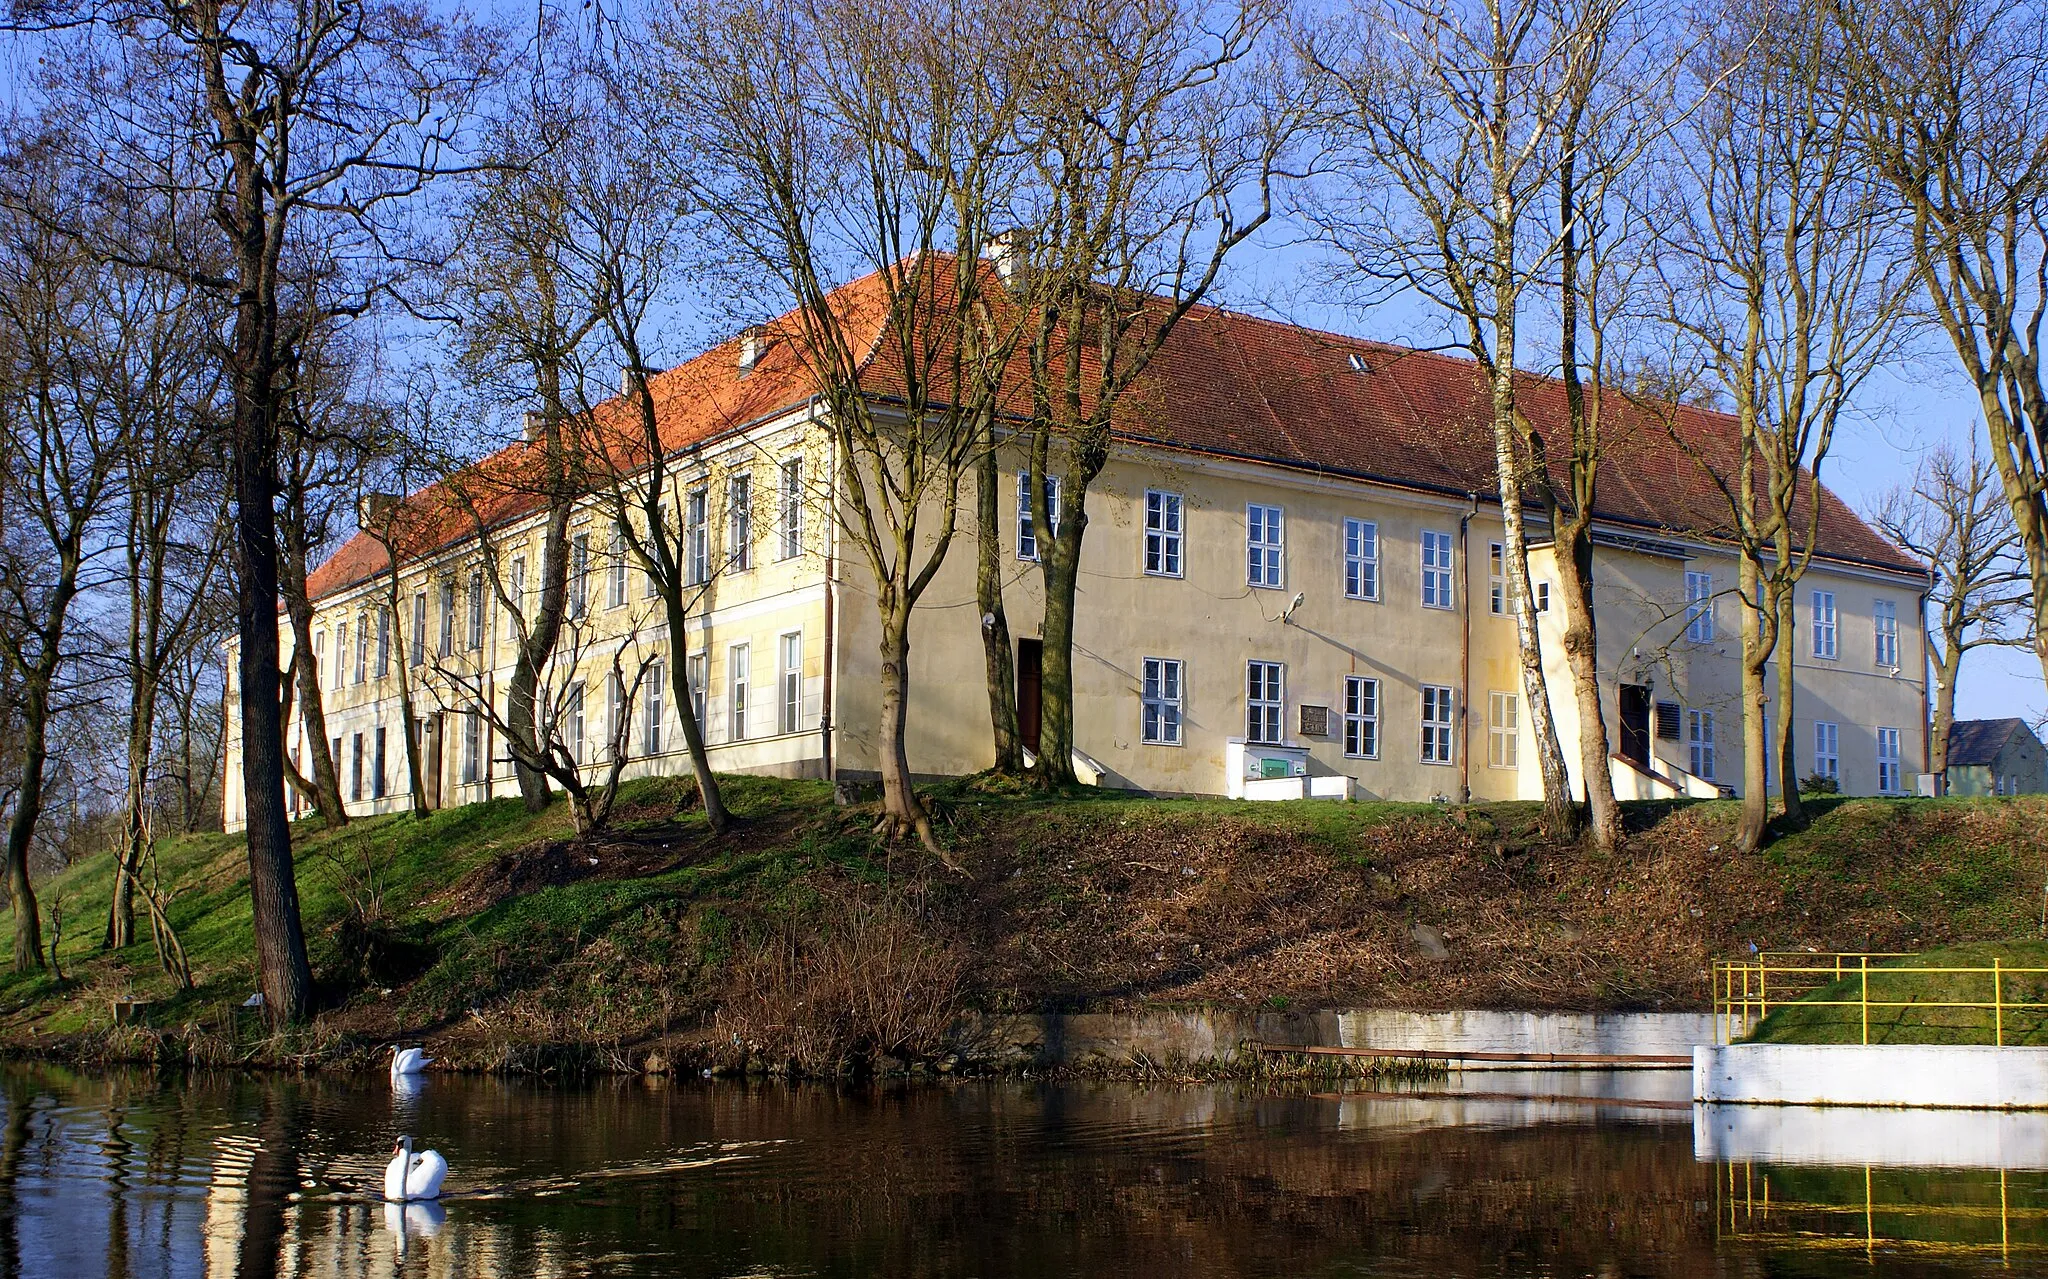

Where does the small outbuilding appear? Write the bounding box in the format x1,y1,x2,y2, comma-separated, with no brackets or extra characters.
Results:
1946,718,2047,797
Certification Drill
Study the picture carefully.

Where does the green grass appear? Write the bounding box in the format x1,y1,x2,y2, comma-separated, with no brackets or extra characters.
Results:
1745,940,2048,1046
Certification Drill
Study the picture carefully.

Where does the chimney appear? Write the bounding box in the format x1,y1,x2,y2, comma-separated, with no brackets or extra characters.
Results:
620,363,661,396
738,326,765,375
984,229,1024,291
522,409,546,442
357,492,400,531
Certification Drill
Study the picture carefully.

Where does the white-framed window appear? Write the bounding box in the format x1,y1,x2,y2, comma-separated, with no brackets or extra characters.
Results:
1811,590,1837,658
1344,518,1379,601
728,642,751,741
467,572,486,650
569,534,589,620
1421,530,1455,609
1343,676,1379,758
1874,598,1899,669
779,631,803,734
605,673,625,760
1488,690,1518,769
353,617,367,684
1814,720,1840,781
1877,726,1902,794
644,661,665,756
461,709,481,785
564,681,585,766
437,582,455,657
779,457,803,560
314,630,326,682
375,607,391,677
1534,580,1550,612
1144,490,1183,577
1421,684,1455,763
1245,660,1283,744
410,593,425,666
728,473,752,571
334,621,347,686
608,532,629,608
1017,471,1060,560
687,652,707,729
1685,570,1713,643
1688,709,1716,781
510,555,526,614
686,487,710,585
1246,504,1284,588
1141,657,1183,745
1488,542,1507,615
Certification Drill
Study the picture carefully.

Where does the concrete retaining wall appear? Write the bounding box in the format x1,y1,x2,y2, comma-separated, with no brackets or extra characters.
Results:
1694,1043,2048,1110
955,1008,1715,1069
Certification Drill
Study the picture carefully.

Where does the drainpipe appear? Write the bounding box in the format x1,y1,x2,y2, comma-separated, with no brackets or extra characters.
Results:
1459,492,1479,803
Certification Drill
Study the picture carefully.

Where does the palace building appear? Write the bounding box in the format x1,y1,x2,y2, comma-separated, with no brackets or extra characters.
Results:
222,267,1931,827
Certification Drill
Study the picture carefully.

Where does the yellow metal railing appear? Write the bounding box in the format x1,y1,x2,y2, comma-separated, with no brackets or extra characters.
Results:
1712,951,2048,1046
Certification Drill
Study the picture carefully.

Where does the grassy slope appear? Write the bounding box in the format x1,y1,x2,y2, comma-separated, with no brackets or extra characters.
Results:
1745,940,2048,1046
2,778,2044,1065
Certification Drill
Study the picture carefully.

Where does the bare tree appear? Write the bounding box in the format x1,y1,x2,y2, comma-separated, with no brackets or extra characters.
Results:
0,186,128,971
1873,440,2030,787
1845,0,2048,702
1650,0,1910,850
105,277,230,951
1008,0,1304,790
52,0,500,1020
651,0,1019,849
1304,0,1651,841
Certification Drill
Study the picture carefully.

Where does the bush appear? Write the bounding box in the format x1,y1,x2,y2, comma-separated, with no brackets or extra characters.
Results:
714,885,964,1072
1799,773,1840,796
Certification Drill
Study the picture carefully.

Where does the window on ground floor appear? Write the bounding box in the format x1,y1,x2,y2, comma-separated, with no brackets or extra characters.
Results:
1688,709,1715,781
1488,690,1518,769
1814,720,1839,782
1877,726,1902,794
1142,657,1184,745
1246,660,1283,744
1421,684,1454,764
1344,676,1379,759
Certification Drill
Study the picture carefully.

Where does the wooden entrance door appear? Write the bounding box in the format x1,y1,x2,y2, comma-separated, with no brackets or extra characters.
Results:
1618,684,1651,769
1017,638,1043,754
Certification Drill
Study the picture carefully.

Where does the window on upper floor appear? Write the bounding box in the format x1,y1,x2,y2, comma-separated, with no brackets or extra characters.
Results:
467,572,486,650
728,473,753,571
608,532,630,609
779,458,804,561
1345,519,1379,601
1811,590,1837,659
1874,598,1899,669
1685,570,1713,643
686,488,710,585
1421,531,1455,609
410,593,426,666
1488,542,1507,615
1144,490,1183,578
569,534,590,620
437,583,455,658
1018,472,1061,561
1246,504,1284,589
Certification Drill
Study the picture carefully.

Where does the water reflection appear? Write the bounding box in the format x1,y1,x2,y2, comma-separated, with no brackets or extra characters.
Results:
0,1063,2034,1277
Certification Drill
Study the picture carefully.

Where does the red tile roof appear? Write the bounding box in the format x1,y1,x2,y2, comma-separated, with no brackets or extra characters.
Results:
307,261,1920,601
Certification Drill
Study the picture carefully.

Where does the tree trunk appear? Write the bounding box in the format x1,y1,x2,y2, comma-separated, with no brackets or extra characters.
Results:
876,598,936,849
233,351,316,1025
1034,509,1083,787
663,589,729,834
506,498,570,813
1488,378,1576,836
5,671,49,973
108,665,159,950
975,417,1021,774
279,582,346,828
1734,550,1773,853
1772,578,1804,825
1929,643,1960,793
1551,530,1619,848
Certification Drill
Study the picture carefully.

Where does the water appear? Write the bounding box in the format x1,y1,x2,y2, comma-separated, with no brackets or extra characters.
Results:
0,1063,2040,1277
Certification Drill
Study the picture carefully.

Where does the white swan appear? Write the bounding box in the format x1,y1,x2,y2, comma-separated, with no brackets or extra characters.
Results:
390,1045,431,1080
384,1135,448,1202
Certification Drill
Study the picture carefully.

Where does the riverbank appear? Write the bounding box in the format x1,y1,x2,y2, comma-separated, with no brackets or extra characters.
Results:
2,777,2043,1074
